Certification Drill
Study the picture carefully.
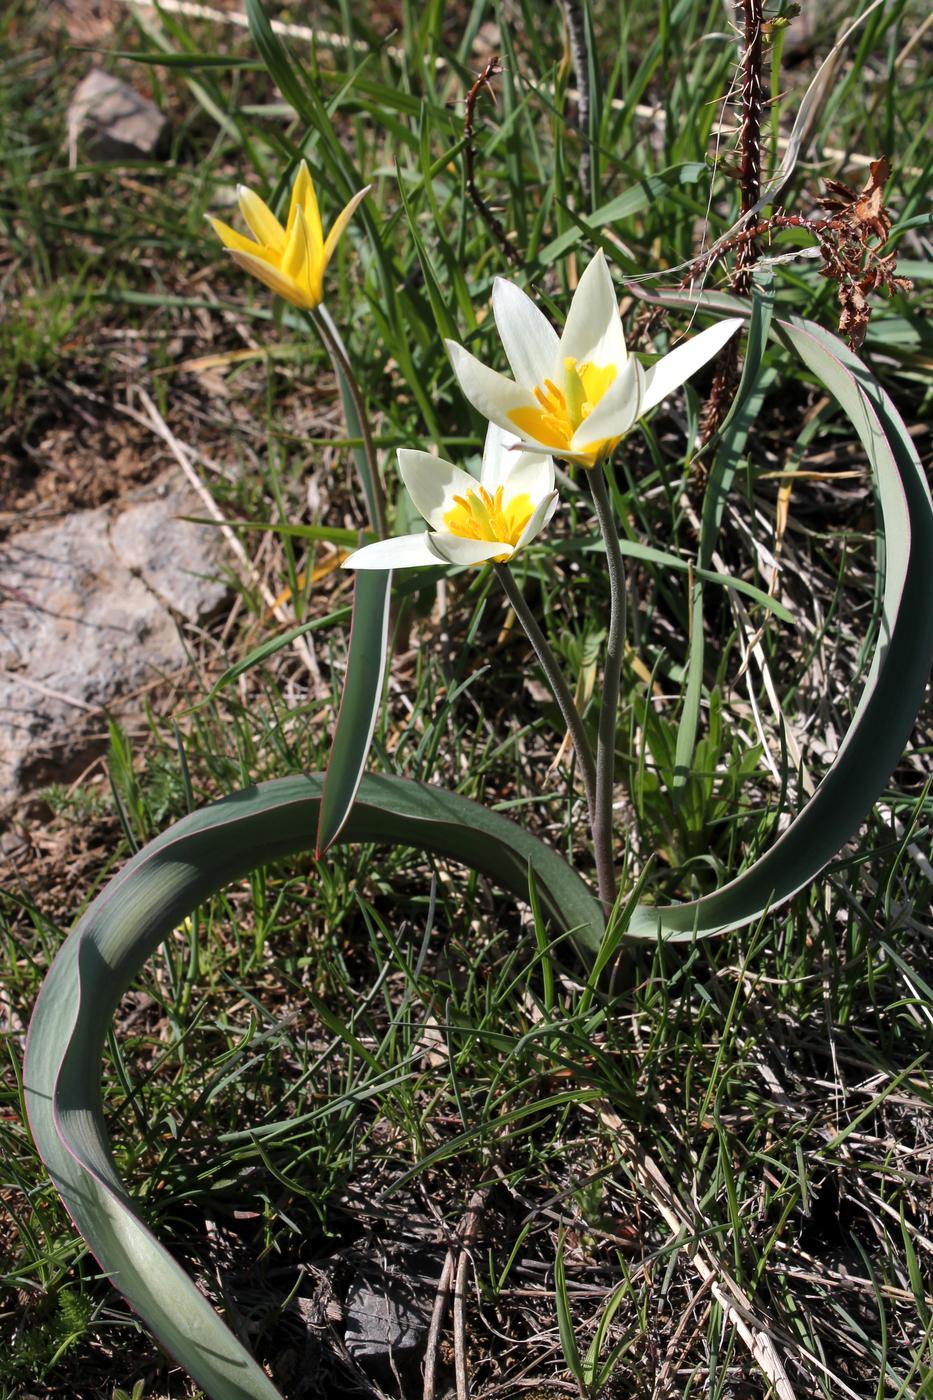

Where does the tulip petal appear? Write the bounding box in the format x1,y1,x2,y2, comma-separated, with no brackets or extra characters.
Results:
206,215,263,259
343,533,440,569
227,249,305,304
398,450,478,530
323,186,371,265
570,357,645,453
641,317,744,413
478,424,544,494
514,490,559,552
281,205,312,286
560,249,627,370
492,278,561,387
446,340,538,434
237,186,285,251
428,535,514,566
485,449,555,502
288,161,324,259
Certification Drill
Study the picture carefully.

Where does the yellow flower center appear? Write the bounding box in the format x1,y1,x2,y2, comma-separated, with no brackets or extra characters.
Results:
508,357,617,463
443,484,535,558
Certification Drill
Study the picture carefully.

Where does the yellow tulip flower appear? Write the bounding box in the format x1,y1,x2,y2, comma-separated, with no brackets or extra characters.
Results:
207,161,369,310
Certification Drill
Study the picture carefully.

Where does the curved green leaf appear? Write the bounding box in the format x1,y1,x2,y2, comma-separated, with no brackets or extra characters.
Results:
24,774,602,1400
628,313,933,939
316,567,392,855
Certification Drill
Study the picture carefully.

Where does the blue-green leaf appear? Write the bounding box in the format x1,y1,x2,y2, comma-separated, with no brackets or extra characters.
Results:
316,567,392,854
629,312,933,939
25,775,602,1400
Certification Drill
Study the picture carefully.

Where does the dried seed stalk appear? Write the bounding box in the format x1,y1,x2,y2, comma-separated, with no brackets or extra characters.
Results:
464,57,524,270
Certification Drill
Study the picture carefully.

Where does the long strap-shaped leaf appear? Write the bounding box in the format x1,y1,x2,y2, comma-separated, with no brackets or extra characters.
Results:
627,313,933,939
24,773,603,1400
316,566,392,855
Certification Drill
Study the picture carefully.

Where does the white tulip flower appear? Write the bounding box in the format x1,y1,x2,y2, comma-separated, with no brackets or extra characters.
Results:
445,249,744,468
343,424,559,570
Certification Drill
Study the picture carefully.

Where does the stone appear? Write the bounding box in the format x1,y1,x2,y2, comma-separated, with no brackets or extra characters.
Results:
109,479,230,622
0,472,229,812
343,1277,431,1365
67,68,170,162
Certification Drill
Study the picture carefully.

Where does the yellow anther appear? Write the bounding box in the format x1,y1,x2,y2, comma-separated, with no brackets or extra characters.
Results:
443,485,535,548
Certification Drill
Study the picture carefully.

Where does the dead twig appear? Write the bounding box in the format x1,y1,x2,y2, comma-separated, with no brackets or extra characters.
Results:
700,0,765,444
422,1248,456,1400
453,1191,486,1400
464,58,524,270
685,159,912,352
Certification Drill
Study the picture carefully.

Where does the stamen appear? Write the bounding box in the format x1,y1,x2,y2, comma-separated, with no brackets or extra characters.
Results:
543,378,565,407
442,485,535,546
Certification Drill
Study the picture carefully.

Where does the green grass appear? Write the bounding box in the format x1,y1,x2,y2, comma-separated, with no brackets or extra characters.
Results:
1,0,931,1396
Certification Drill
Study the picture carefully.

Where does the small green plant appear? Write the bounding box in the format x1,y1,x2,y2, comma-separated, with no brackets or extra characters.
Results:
112,1382,146,1400
0,1289,93,1384
0,285,92,414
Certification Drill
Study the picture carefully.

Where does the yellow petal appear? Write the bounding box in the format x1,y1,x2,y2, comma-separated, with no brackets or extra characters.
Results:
227,249,310,307
237,185,286,251
287,161,324,260
322,185,370,265
508,406,573,451
206,215,262,258
281,206,323,307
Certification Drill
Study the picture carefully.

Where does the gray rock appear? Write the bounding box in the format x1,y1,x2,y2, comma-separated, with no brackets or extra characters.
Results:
344,1278,430,1364
68,68,170,162
0,472,229,812
109,479,230,622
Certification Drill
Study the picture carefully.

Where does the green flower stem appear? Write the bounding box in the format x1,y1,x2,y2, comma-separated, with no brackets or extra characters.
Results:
493,564,607,908
587,464,626,911
308,305,388,539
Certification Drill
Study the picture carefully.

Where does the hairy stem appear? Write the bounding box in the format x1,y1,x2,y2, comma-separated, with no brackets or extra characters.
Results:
559,0,592,208
587,465,626,912
309,305,388,538
493,564,602,895
735,0,764,290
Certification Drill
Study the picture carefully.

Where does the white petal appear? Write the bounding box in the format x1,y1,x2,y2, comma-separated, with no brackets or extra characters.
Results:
446,340,537,434
498,455,555,504
476,422,520,489
559,249,627,370
514,490,559,552
343,533,439,569
570,358,645,453
480,423,554,500
429,534,514,566
398,450,477,530
492,277,561,387
641,317,744,413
